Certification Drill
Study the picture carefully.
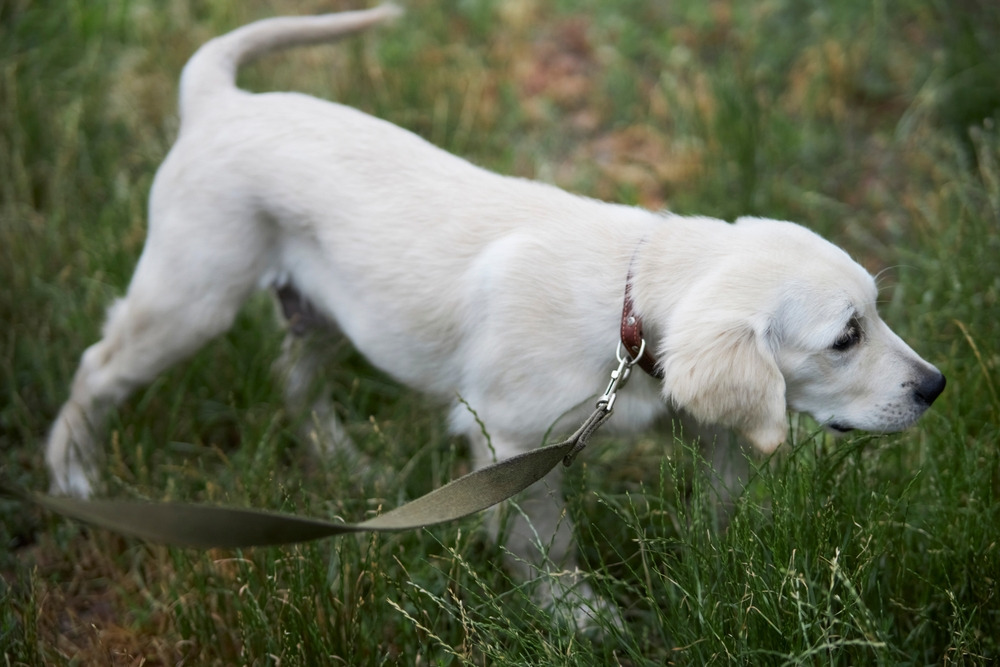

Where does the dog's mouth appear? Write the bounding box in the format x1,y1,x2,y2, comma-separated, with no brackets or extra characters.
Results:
828,422,855,433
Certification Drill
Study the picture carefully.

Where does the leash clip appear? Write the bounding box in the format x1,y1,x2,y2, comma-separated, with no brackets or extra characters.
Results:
597,340,644,414
562,339,645,467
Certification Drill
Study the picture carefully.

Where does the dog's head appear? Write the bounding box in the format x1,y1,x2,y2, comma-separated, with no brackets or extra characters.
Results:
660,217,945,453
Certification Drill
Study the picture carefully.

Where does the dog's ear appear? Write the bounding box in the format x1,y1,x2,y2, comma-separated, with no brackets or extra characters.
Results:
662,316,787,453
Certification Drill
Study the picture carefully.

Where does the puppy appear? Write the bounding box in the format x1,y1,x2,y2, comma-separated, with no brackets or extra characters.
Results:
45,6,945,622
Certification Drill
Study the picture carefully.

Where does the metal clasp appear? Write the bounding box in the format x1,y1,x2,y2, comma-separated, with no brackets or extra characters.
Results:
597,339,645,414
561,338,647,467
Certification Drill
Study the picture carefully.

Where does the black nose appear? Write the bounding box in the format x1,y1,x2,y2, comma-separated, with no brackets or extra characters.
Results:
914,371,946,407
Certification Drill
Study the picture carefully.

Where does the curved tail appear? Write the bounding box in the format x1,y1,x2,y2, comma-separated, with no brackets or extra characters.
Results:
179,4,402,122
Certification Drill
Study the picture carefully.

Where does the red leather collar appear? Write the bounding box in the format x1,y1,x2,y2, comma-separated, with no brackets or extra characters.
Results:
621,273,664,379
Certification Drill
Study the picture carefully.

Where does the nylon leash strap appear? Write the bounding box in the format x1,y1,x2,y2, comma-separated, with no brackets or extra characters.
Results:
2,438,577,548
3,342,643,549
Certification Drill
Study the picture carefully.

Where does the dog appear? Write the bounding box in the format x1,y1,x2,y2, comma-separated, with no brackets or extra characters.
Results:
45,5,945,624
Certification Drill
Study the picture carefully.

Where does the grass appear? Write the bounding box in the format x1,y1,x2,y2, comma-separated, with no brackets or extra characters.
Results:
2,0,998,663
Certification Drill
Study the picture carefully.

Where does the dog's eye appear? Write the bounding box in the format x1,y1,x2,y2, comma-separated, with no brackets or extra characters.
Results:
832,321,862,351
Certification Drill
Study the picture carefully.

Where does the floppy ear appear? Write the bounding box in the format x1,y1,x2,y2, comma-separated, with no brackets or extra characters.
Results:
662,316,788,453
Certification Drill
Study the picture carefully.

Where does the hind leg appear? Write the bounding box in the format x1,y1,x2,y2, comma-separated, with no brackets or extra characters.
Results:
271,283,360,462
45,213,268,496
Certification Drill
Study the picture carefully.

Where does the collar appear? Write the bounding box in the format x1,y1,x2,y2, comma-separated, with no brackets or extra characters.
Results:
621,266,664,380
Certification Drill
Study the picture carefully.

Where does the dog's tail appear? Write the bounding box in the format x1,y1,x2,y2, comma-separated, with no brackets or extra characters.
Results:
179,4,402,123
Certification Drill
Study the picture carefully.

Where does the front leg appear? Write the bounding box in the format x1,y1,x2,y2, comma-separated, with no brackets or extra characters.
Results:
467,429,620,629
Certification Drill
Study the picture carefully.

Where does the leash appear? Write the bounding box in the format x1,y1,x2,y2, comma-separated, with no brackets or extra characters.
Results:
2,438,576,548
2,339,651,548
7,261,661,548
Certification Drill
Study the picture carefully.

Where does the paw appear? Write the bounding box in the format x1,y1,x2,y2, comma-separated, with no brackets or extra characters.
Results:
47,463,95,498
45,404,99,498
540,572,625,636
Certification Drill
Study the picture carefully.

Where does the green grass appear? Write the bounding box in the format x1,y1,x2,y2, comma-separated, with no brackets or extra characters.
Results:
2,0,999,664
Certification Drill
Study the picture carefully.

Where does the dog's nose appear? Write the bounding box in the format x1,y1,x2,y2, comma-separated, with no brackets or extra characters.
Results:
914,370,946,407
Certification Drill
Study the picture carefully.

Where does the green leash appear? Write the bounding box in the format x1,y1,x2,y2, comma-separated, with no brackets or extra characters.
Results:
2,437,578,548
3,344,637,548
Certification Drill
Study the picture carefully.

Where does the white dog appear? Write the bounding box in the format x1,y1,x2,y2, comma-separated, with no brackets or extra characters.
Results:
45,6,945,620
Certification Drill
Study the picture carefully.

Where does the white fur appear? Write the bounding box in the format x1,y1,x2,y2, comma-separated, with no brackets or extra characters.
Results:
44,6,944,621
